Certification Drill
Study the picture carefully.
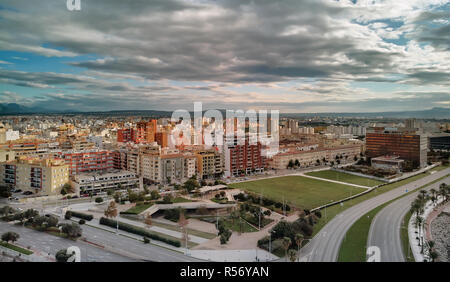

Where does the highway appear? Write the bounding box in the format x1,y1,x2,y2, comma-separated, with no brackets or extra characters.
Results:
0,221,135,262
298,167,450,262
78,223,204,262
367,176,450,262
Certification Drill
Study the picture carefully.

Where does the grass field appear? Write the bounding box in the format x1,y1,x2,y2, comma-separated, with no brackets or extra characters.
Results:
401,211,415,262
305,170,384,187
229,176,365,210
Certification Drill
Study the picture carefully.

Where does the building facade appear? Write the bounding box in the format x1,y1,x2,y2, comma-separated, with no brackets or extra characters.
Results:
0,157,69,196
366,127,427,168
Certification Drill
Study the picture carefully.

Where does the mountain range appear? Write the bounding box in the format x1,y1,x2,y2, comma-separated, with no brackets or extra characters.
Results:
0,103,449,119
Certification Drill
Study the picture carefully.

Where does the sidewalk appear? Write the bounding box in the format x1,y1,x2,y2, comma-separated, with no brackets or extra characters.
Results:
408,197,445,262
298,173,371,189
189,249,278,262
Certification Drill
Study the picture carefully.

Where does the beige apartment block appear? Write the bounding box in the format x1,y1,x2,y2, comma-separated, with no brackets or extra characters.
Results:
271,145,361,170
0,157,69,196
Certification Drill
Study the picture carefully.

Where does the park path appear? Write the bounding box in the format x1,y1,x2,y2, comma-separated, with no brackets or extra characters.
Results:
297,173,371,189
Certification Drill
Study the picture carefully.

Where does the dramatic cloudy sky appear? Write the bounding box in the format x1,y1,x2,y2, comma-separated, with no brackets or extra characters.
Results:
0,0,449,113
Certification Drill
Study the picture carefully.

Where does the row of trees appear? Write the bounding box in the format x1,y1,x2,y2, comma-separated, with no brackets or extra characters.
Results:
409,183,450,262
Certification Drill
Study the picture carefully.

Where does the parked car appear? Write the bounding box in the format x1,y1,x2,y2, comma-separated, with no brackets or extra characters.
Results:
14,189,22,193
23,191,33,195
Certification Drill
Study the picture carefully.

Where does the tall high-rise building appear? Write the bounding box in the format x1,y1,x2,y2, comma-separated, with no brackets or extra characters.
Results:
136,120,157,143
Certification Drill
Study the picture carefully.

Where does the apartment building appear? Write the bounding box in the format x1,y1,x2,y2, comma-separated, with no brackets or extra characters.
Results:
0,157,69,196
195,149,224,179
56,150,115,176
270,144,361,169
224,140,267,177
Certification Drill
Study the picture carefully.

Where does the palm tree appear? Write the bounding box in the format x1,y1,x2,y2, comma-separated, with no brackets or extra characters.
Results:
438,183,448,202
282,237,292,262
429,188,437,201
294,233,304,262
288,249,297,262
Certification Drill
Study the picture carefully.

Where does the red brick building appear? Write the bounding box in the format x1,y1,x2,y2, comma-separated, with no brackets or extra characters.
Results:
57,150,115,176
224,140,267,177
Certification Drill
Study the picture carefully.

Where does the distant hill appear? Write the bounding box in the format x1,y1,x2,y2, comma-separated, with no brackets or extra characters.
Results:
281,107,450,119
1,103,449,119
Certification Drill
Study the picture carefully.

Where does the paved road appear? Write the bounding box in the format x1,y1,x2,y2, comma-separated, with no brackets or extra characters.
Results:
367,176,450,262
298,167,450,262
78,223,204,262
0,221,135,262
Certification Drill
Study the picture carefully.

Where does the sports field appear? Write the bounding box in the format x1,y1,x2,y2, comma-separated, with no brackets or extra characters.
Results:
305,170,384,187
229,176,365,210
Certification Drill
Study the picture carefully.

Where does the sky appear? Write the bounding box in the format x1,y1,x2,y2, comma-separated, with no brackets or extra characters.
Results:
0,0,449,113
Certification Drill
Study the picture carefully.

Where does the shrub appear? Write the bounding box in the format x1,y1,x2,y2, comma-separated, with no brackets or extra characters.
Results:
314,210,322,218
78,219,85,225
70,211,93,221
55,249,71,262
99,217,181,247
60,223,82,239
95,197,103,203
143,237,150,244
65,211,72,220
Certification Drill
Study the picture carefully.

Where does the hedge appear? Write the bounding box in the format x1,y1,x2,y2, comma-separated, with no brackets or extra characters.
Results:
99,217,181,247
69,211,93,221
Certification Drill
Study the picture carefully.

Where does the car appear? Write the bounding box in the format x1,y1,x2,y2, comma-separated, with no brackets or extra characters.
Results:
14,189,22,193
22,191,33,195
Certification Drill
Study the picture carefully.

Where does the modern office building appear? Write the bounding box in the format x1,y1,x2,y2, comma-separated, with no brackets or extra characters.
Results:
72,170,139,195
365,127,427,168
429,135,450,151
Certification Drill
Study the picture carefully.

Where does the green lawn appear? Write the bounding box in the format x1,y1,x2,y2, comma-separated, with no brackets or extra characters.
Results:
401,211,415,262
0,241,33,255
229,176,365,210
122,203,153,214
306,170,384,187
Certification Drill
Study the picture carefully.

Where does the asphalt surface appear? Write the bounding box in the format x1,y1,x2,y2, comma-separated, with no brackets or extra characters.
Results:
367,176,450,262
298,167,450,262
0,221,135,262
78,223,204,262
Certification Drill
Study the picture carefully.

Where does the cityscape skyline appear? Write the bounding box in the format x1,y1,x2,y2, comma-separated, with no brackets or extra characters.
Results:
0,0,449,113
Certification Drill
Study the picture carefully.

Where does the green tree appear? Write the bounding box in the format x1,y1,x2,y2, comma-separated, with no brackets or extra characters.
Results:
55,249,72,262
288,249,298,262
282,237,292,262
1,231,19,244
150,190,161,200
61,223,82,238
294,233,304,261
